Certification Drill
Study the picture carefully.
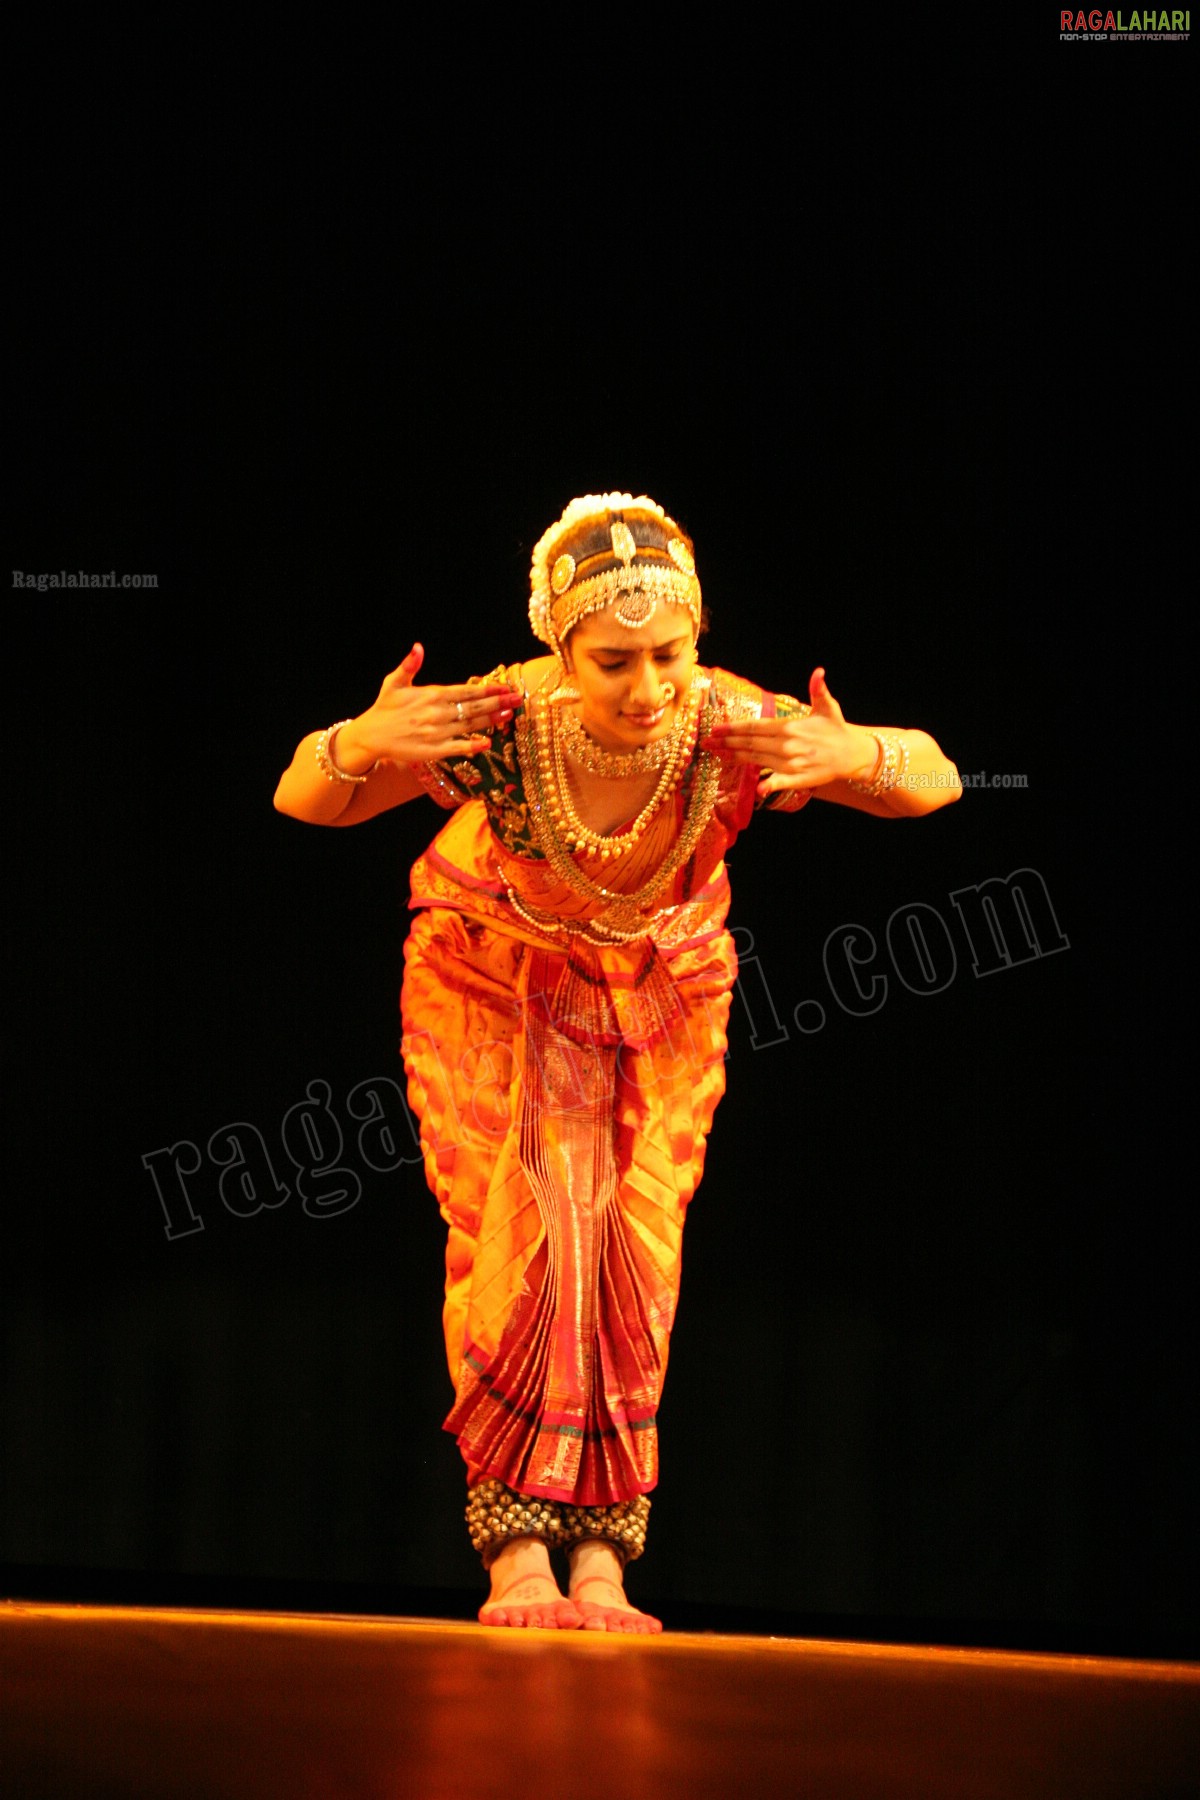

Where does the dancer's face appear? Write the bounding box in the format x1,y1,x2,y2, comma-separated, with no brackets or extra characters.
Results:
564,605,697,751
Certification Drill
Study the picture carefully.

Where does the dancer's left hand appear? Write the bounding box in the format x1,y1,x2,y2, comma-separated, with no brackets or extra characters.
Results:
699,668,879,797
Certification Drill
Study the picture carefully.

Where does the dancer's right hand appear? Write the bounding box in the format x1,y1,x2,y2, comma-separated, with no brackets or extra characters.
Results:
333,645,521,771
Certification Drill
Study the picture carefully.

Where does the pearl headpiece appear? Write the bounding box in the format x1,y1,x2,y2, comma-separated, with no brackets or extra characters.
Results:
529,492,702,661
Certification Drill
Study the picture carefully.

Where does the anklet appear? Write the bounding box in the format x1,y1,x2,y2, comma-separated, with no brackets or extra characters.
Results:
466,1477,652,1563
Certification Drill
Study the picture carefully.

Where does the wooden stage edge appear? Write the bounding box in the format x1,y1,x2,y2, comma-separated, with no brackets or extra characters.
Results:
3,1602,1198,1799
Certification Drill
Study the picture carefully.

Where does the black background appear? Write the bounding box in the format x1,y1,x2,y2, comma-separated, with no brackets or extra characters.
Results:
5,25,1193,1651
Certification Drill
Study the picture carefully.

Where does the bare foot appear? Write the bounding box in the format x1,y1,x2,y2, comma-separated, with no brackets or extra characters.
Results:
568,1539,662,1635
478,1537,582,1630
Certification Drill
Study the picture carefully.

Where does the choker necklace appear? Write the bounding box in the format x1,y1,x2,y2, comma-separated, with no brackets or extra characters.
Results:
557,708,675,777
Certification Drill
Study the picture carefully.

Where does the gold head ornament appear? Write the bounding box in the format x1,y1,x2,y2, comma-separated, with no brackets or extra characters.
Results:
529,492,703,662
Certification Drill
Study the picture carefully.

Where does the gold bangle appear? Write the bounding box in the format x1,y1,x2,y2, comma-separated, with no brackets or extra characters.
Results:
315,720,371,785
849,732,908,797
848,733,886,794
874,733,907,795
887,736,911,792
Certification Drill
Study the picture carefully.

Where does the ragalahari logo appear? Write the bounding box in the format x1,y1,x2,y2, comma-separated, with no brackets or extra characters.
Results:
1060,8,1190,33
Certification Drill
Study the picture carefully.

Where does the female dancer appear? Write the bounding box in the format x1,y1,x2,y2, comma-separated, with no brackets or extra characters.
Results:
274,493,961,1633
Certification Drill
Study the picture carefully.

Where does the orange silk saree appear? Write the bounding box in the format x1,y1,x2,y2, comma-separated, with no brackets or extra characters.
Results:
400,668,802,1505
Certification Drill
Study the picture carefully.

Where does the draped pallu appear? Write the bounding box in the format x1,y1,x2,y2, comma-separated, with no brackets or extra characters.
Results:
400,668,804,1506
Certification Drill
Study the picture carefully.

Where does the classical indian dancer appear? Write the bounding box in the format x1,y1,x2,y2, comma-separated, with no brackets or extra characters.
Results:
274,493,961,1632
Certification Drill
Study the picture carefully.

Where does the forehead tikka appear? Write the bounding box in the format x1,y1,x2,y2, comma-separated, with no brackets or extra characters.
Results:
609,519,657,628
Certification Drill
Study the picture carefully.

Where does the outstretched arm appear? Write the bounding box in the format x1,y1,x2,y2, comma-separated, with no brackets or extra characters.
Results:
701,668,962,819
273,644,520,826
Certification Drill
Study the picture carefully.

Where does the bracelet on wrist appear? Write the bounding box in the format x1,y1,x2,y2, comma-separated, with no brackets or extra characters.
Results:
315,720,373,785
848,734,886,794
848,732,909,797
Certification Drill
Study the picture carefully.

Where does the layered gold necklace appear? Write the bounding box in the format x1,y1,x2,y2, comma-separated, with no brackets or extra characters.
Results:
515,673,723,939
548,676,705,861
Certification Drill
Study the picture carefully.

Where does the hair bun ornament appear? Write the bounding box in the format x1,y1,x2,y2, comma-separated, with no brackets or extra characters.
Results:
529,491,702,661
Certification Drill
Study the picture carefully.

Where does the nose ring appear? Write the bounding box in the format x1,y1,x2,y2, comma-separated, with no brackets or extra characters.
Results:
660,682,676,705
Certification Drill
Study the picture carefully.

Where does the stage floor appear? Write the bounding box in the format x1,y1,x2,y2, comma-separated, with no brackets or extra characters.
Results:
2,1602,1197,1799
